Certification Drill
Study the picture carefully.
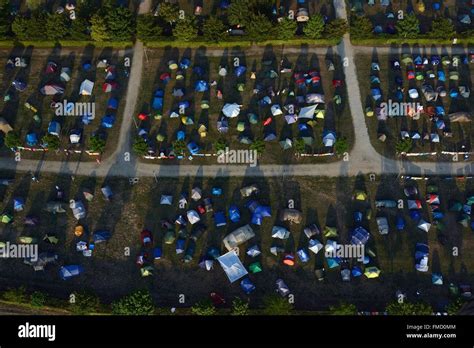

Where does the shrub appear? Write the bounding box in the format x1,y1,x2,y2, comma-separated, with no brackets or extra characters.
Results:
4,132,22,149
133,137,148,156
46,13,68,41
136,14,161,42
191,299,216,316
202,16,227,43
334,137,349,156
69,291,101,314
276,18,297,40
395,13,420,38
294,138,306,154
112,290,155,315
386,301,433,315
429,17,456,39
30,291,47,308
41,134,60,150
157,2,179,25
324,19,348,40
173,17,198,42
446,298,464,315
105,6,135,41
249,138,266,154
350,15,373,39
395,138,412,154
231,297,249,316
246,13,274,42
303,14,325,39
69,17,90,40
214,138,227,153
90,14,109,41
2,287,28,303
88,134,106,153
263,295,293,315
329,302,357,315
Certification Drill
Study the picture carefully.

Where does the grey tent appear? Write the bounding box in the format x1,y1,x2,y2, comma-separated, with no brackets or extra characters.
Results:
40,84,64,95
223,224,255,251
279,138,293,150
160,195,173,205
240,185,259,197
0,117,13,134
271,226,290,239
449,112,471,123
79,79,94,95
60,67,71,82
279,209,302,224
45,201,66,213
69,200,86,220
217,250,248,283
376,216,389,235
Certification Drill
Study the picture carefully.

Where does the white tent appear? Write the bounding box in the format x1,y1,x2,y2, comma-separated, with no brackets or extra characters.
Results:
285,114,297,124
408,88,419,99
70,133,81,144
323,132,336,147
191,187,202,201
271,226,290,239
217,250,248,283
325,239,338,253
69,200,86,220
222,103,240,118
376,217,389,235
79,79,94,95
223,225,255,251
407,200,422,210
308,239,323,254
160,195,173,205
430,133,440,143
271,104,283,116
417,219,431,232
186,210,200,224
247,245,261,257
306,93,325,104
298,104,317,119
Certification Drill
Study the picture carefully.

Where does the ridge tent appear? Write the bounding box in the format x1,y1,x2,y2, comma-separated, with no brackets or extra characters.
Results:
186,210,200,224
297,248,310,263
0,213,12,224
41,83,64,95
199,258,214,271
217,250,248,283
70,130,81,144
249,261,262,273
306,93,324,104
45,201,66,213
280,138,293,150
352,266,363,277
271,105,283,116
304,224,320,238
102,81,118,93
153,89,164,110
432,273,443,285
26,133,38,146
279,209,302,224
214,211,226,227
79,79,94,95
327,258,340,269
308,239,323,254
271,226,290,239
12,79,27,91
101,115,115,128
323,226,338,238
223,224,255,251
285,114,297,124
417,219,431,232
0,118,13,134
247,245,261,257
60,67,71,82
298,104,317,119
93,230,111,243
160,195,173,205
59,265,84,280
235,65,246,77
276,279,290,297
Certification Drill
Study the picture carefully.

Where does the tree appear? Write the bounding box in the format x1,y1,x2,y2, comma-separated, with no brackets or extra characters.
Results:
2,287,27,303
263,295,293,315
136,14,161,42
106,6,134,41
133,136,148,156
334,137,349,156
69,17,90,40
88,134,106,153
329,302,357,315
30,291,47,307
228,0,252,27
276,18,297,40
41,134,60,150
46,13,69,41
69,291,101,314
90,14,109,41
246,13,273,42
4,132,22,149
191,299,216,316
429,17,456,39
395,138,412,154
446,298,464,315
11,17,29,40
172,140,187,156
173,17,198,42
324,19,348,40
303,14,325,39
386,301,433,315
112,290,155,315
26,0,43,11
350,15,373,39
202,16,227,43
294,138,306,154
0,0,11,39
231,297,249,316
157,2,179,25
250,138,266,155
214,138,227,152
395,13,420,39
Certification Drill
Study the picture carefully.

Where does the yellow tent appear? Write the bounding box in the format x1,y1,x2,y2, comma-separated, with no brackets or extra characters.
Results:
364,266,381,279
354,190,368,201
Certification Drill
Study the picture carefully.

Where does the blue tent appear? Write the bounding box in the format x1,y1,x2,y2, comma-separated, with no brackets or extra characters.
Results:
207,247,220,259
432,211,444,220
177,130,185,141
251,213,262,226
212,187,222,195
176,238,185,254
396,216,405,230
229,205,240,223
363,256,370,264
327,258,340,269
432,273,443,285
13,197,24,211
48,121,61,136
82,61,92,71
214,211,226,227
82,113,94,125
179,58,191,70
264,132,277,141
194,80,208,92
297,248,310,263
240,278,256,294
187,142,200,155
26,133,38,146
93,230,111,243
220,0,230,9
153,89,164,110
409,210,421,221
246,200,259,212
193,66,204,76
235,65,246,77
154,247,162,260
255,205,271,217
371,88,382,101
351,226,370,245
107,98,118,110
12,79,27,91
101,115,115,128
352,266,363,277
59,265,84,280
178,100,190,109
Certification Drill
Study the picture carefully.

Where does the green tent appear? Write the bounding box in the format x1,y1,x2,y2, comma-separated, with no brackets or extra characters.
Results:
401,54,413,65
323,226,338,238
201,100,209,109
156,133,166,142
164,230,175,244
449,201,463,212
279,138,292,150
249,262,262,274
237,122,246,132
1,214,12,224
237,83,245,92
248,113,258,124
43,234,59,244
141,266,153,277
18,236,38,244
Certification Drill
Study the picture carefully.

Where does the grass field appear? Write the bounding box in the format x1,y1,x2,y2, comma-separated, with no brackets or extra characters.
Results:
0,171,472,311
135,45,354,164
355,47,474,159
0,45,132,161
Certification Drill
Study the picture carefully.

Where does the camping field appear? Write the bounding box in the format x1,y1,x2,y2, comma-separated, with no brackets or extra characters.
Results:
355,47,474,159
0,45,132,161
0,170,473,312
135,45,354,164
